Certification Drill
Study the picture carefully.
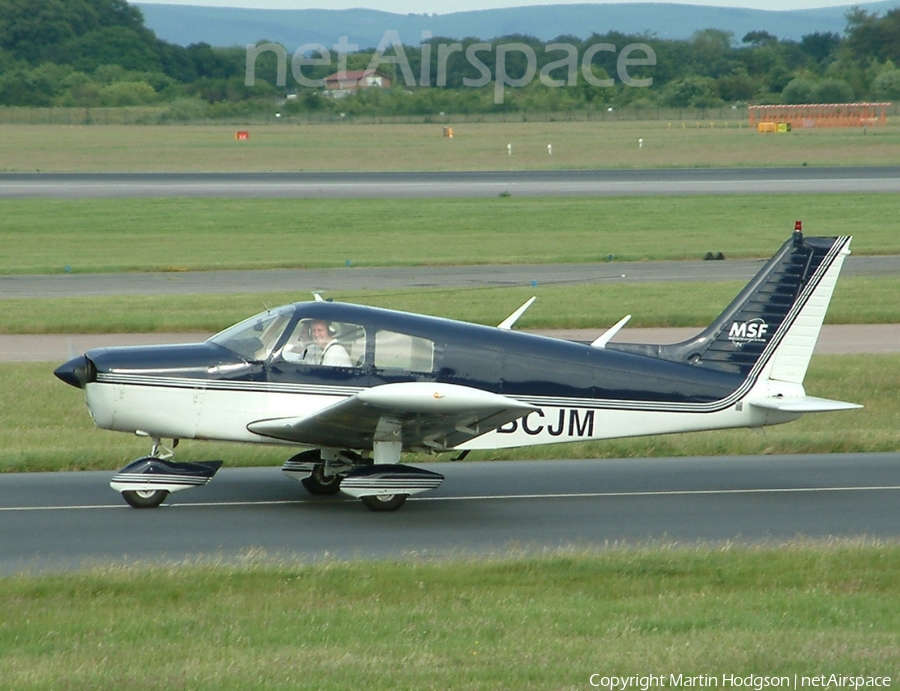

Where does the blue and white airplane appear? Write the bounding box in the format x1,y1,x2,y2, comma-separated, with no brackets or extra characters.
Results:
55,227,860,511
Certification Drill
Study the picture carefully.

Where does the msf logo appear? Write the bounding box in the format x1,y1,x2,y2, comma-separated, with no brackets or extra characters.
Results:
728,318,769,347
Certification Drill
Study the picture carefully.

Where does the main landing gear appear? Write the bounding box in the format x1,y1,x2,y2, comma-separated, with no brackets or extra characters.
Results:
111,438,443,513
110,437,222,509
282,443,445,512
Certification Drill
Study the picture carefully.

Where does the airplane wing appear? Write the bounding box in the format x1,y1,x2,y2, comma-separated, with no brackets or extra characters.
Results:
247,382,537,451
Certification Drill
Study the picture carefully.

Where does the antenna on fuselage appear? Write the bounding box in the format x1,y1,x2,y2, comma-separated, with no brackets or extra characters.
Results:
497,296,536,330
591,314,632,349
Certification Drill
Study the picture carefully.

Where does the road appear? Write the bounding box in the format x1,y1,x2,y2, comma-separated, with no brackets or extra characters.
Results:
2,167,900,198
2,453,898,573
2,254,899,298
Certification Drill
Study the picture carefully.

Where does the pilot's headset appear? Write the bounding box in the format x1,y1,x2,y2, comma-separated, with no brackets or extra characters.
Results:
308,319,338,339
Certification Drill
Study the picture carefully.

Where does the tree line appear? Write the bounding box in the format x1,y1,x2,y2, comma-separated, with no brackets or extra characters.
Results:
2,0,899,116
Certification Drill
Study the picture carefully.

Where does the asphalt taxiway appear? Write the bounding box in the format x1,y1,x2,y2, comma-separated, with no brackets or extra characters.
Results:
2,453,898,573
3,254,899,299
2,167,900,198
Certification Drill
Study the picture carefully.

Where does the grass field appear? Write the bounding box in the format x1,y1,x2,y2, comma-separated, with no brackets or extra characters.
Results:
2,544,899,690
4,354,895,473
2,120,900,172
1,194,898,276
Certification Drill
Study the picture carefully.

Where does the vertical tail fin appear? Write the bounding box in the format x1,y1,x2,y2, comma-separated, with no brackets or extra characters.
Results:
688,229,851,380
610,228,852,385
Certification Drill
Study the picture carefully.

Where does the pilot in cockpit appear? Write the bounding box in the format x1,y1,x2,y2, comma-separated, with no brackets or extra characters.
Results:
282,319,352,367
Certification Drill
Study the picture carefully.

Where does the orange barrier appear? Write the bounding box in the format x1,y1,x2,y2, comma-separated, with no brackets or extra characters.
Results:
748,103,891,129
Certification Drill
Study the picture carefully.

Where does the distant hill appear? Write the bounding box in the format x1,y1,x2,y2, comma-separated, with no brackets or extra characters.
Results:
136,1,900,50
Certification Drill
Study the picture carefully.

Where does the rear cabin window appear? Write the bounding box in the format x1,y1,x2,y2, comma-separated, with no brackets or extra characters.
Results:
375,330,434,372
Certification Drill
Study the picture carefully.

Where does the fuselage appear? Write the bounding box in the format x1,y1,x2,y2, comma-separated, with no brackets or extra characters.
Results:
60,300,792,452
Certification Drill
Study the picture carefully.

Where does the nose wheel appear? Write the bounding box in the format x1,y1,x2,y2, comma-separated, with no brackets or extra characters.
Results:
360,493,407,512
122,488,169,509
110,438,222,508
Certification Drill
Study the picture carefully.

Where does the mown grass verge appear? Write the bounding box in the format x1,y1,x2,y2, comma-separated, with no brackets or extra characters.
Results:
3,276,898,334
2,194,899,275
2,544,899,690
4,354,896,473
4,120,900,172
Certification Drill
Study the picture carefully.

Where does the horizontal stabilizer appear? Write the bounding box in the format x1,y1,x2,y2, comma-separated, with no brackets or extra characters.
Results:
748,396,862,413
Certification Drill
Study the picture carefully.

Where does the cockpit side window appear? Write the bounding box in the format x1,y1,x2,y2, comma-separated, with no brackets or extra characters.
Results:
280,319,366,368
208,307,293,361
374,330,435,373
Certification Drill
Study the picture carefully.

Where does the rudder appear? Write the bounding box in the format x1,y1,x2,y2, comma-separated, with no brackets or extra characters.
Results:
608,226,852,385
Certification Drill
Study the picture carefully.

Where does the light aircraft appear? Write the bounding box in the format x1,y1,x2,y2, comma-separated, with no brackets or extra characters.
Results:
55,226,860,511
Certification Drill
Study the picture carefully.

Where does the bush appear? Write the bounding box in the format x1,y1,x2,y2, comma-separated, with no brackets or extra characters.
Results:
58,71,100,106
160,98,209,122
814,77,853,103
98,81,157,106
782,76,854,103
872,68,900,100
661,76,721,108
781,77,817,103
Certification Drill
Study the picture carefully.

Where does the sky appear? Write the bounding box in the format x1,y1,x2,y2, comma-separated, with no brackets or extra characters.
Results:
133,0,868,13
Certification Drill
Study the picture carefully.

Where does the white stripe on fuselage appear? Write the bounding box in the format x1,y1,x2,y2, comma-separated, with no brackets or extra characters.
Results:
84,378,800,451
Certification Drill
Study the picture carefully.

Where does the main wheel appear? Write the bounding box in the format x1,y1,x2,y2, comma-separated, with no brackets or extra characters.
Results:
360,493,407,512
301,464,343,495
122,489,168,509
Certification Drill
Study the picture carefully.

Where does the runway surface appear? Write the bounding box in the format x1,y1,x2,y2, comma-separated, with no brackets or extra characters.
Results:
2,167,900,198
2,453,899,573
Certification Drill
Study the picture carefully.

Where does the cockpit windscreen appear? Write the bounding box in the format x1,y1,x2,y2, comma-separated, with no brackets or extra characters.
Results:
208,306,293,361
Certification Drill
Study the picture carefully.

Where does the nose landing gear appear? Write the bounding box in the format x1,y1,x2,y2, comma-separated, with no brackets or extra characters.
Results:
110,437,222,508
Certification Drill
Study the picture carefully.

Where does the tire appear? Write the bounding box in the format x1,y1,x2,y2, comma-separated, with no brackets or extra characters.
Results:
122,489,168,509
301,464,343,495
360,493,408,512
